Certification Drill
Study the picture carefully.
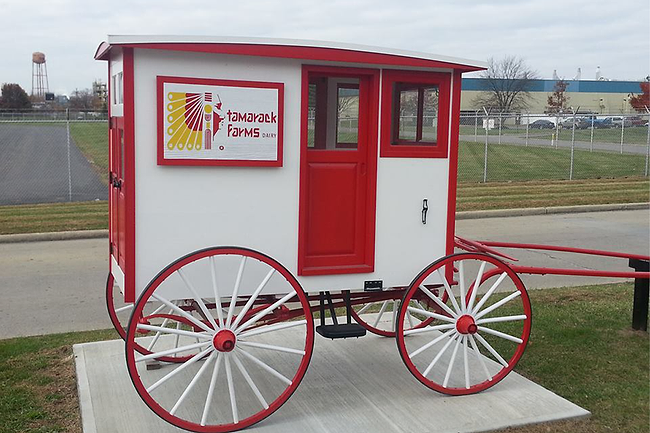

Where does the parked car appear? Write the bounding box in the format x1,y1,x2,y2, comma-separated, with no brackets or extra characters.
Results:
581,116,612,129
607,117,624,127
628,116,646,127
529,119,555,129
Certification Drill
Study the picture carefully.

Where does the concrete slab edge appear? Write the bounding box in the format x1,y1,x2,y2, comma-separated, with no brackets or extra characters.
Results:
456,202,649,220
0,202,646,243
73,344,98,433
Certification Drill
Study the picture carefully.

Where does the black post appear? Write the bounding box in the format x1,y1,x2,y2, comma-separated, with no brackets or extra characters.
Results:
629,259,649,332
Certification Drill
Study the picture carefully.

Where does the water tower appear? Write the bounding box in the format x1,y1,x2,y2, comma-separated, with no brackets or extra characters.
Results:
31,52,49,99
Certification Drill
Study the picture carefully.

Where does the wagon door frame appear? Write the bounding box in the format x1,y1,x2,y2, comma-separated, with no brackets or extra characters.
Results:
298,65,380,276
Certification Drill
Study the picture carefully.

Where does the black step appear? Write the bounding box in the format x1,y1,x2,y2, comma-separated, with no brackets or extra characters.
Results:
316,323,367,339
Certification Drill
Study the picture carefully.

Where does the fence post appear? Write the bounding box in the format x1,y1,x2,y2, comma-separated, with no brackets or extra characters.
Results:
569,106,579,180
497,112,502,145
620,115,625,154
474,110,478,142
645,107,650,177
590,116,595,151
525,111,529,147
483,107,489,183
65,108,72,202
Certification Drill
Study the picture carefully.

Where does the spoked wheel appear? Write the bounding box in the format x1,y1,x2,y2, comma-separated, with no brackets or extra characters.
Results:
396,253,531,395
351,294,436,337
126,247,314,432
106,272,132,340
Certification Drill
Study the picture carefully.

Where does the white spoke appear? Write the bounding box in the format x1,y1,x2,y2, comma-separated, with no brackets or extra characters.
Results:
170,351,216,415
151,293,213,333
463,336,470,389
475,291,522,320
435,268,462,315
404,323,455,336
209,256,225,327
224,355,239,424
146,346,213,393
230,268,275,330
372,301,389,328
407,306,455,324
459,261,467,313
235,291,296,335
137,324,212,340
115,304,133,313
478,326,523,344
137,340,210,363
146,307,174,351
174,321,181,349
391,300,398,331
200,353,223,426
410,328,456,358
238,320,306,339
226,256,247,328
469,334,492,381
232,352,269,409
238,340,305,356
356,303,373,315
477,314,527,325
178,268,218,330
471,272,508,315
423,333,458,377
419,285,458,318
236,348,292,386
474,333,509,367
406,310,415,328
443,335,462,387
467,261,487,312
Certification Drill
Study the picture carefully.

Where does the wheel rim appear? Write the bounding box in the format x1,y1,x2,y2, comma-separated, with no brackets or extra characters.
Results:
106,272,131,340
396,253,531,395
126,247,314,432
351,296,436,337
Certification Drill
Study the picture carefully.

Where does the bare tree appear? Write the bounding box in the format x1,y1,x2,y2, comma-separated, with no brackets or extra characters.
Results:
473,56,539,113
69,88,100,110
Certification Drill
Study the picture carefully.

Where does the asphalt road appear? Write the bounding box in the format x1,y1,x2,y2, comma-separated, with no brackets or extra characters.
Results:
0,209,648,339
460,133,649,155
0,124,107,205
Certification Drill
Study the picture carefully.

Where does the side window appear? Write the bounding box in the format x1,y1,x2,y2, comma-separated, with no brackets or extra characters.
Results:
380,70,450,158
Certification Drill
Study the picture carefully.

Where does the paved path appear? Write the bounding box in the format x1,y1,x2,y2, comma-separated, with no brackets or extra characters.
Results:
460,133,649,155
0,209,647,339
0,123,107,205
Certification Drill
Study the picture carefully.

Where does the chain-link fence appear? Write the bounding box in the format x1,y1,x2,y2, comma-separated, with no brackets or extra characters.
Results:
0,114,108,206
459,110,650,183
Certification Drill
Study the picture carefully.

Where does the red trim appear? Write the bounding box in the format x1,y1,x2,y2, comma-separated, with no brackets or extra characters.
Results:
298,65,379,276
157,76,284,167
445,71,462,265
123,48,136,303
115,43,483,72
380,70,451,158
107,61,112,273
477,241,650,262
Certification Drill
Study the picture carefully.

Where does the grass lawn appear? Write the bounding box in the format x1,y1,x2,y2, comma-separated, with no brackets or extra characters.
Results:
0,201,108,235
0,283,646,433
68,122,108,183
458,140,648,182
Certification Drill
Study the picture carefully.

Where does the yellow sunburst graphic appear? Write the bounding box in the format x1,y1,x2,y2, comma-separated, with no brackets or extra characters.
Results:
166,92,204,150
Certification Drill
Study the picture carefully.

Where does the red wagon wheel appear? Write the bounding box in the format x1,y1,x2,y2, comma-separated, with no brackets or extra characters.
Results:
125,247,314,432
106,272,131,340
396,253,531,395
351,295,436,337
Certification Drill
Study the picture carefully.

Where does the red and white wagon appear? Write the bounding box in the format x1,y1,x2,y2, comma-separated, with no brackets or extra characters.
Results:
95,36,648,433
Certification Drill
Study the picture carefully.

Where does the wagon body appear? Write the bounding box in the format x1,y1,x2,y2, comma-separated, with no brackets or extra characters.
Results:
97,36,485,302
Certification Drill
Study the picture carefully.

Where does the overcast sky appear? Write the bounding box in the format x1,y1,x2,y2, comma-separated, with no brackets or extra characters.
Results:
1,0,648,96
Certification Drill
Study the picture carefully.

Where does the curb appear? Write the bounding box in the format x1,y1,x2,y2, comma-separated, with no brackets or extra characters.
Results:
456,202,649,220
0,203,647,243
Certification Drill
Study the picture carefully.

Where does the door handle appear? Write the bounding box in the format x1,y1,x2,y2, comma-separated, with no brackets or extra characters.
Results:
112,179,122,189
422,199,428,224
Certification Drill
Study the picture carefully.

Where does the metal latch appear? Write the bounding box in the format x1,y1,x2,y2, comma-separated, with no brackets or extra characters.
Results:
422,199,428,224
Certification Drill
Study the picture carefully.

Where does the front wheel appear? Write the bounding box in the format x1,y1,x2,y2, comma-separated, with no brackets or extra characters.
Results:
125,246,314,432
396,253,531,395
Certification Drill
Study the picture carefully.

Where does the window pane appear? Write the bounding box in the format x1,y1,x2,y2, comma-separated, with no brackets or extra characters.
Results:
421,86,439,143
307,83,316,148
336,86,359,148
398,88,418,141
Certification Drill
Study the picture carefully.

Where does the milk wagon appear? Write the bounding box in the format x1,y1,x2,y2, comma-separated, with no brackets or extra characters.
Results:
95,36,636,433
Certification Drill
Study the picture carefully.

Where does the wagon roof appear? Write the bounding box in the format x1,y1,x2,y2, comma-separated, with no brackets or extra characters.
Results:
94,35,486,72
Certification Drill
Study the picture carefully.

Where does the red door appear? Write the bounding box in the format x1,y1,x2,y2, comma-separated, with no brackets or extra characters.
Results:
298,67,379,276
109,117,127,271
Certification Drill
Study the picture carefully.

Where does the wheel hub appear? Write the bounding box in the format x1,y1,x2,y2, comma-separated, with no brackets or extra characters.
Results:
456,314,478,334
213,329,236,352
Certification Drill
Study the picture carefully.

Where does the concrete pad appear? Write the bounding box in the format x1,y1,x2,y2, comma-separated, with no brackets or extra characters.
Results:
74,333,589,433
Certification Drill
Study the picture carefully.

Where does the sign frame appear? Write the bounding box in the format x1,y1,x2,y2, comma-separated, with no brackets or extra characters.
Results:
157,76,284,167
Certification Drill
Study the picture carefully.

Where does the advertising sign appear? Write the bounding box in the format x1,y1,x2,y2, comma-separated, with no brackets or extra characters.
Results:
157,76,283,166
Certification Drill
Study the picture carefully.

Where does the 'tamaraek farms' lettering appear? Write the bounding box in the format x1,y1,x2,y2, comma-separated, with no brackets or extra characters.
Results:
225,109,277,138
226,110,277,124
